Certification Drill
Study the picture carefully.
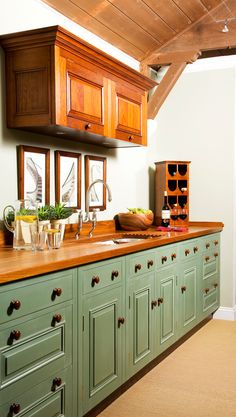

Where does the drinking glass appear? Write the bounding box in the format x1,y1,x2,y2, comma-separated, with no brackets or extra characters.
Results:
170,205,178,226
178,206,188,222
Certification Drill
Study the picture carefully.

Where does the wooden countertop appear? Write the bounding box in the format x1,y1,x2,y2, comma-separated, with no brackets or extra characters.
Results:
0,222,223,285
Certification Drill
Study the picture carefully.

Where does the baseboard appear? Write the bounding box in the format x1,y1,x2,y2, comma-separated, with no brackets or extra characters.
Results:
213,306,236,321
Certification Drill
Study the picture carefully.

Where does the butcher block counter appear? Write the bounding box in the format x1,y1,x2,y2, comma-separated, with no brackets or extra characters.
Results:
0,221,223,284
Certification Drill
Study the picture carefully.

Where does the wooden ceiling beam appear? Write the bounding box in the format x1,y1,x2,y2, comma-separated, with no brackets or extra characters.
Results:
147,62,187,119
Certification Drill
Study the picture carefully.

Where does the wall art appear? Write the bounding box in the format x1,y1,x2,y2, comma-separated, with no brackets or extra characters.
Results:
18,145,50,205
85,155,107,211
55,150,81,208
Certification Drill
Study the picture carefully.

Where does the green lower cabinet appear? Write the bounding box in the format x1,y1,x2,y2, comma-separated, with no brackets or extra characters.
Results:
126,271,155,378
156,266,178,354
178,259,199,338
82,286,125,414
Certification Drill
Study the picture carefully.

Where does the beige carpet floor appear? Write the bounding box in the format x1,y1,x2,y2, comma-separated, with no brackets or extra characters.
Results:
97,320,236,417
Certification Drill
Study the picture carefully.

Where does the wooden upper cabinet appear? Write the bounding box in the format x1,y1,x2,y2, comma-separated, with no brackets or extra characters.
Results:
0,26,156,148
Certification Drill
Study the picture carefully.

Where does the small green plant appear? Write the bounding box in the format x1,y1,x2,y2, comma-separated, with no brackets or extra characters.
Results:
38,205,50,221
48,203,73,220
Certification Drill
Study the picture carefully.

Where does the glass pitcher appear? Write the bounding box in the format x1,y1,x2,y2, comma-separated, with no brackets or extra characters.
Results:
3,199,38,250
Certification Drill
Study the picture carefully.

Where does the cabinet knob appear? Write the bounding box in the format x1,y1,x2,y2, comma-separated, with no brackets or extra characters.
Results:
185,249,190,256
205,256,210,262
118,317,125,328
53,377,62,387
193,246,198,253
135,263,142,273
53,288,62,297
181,286,187,293
214,240,219,246
204,288,210,294
147,260,154,268
214,283,218,288
151,300,157,309
91,276,100,287
10,300,21,310
157,297,164,306
161,256,167,264
206,243,210,249
10,403,21,414
85,123,91,130
111,270,119,280
214,253,219,257
53,314,62,324
128,135,134,141
10,330,21,341
171,253,176,261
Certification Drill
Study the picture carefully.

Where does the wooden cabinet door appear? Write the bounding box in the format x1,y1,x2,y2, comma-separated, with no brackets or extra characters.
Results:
110,80,147,145
82,287,124,414
179,259,199,337
156,266,177,354
126,272,155,379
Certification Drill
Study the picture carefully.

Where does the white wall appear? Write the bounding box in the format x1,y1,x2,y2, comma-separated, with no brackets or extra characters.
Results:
1,0,236,310
154,63,236,309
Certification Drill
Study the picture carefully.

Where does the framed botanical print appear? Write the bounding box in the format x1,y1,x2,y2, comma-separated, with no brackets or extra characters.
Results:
85,155,107,211
55,150,81,208
18,145,50,205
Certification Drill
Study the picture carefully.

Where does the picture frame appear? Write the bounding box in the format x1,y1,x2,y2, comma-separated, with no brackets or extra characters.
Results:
55,150,82,208
85,155,107,211
18,145,50,205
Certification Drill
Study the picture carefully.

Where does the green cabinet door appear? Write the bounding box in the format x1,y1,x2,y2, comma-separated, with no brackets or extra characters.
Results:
156,266,177,354
126,272,155,378
82,286,124,414
178,258,199,337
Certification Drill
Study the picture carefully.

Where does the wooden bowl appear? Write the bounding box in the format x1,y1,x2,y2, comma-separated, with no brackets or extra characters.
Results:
117,212,154,231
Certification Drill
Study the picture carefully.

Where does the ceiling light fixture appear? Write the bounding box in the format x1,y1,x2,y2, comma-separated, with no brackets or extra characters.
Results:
222,21,229,33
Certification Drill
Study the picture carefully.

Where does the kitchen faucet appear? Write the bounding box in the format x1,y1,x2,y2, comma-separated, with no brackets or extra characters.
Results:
75,179,112,239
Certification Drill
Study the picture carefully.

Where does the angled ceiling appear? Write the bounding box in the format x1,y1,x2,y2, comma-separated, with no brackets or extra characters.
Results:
41,0,236,61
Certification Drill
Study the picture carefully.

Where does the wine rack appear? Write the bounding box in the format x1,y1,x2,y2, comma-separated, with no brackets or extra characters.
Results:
154,160,190,226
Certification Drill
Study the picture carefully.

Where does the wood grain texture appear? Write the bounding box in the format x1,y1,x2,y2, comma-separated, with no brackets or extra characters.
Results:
0,223,223,284
40,0,229,61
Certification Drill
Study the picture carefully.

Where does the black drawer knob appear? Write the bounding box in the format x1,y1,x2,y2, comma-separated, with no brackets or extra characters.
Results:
111,270,119,280
161,256,167,264
53,314,62,324
181,286,187,293
10,403,21,414
118,317,125,328
151,300,157,309
147,260,154,268
10,330,21,341
135,264,142,273
157,297,164,306
10,300,21,310
53,288,62,297
171,253,176,261
185,249,190,256
53,377,62,387
91,276,100,287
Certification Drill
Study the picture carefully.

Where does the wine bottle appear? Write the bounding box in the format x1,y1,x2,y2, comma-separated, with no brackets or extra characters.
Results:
161,191,170,227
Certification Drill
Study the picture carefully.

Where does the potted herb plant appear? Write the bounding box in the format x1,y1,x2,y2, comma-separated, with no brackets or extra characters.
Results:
48,203,73,240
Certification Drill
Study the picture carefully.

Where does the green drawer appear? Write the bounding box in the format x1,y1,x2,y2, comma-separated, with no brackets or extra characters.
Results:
202,253,219,280
80,258,123,294
202,286,219,313
126,250,155,278
0,269,74,324
0,366,72,417
179,239,200,261
201,233,220,253
0,305,72,388
156,244,178,269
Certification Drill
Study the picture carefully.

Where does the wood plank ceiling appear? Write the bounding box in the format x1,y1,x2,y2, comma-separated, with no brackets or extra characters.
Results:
41,0,236,62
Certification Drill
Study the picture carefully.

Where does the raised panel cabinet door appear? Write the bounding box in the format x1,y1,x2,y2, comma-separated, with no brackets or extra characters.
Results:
156,267,177,354
110,80,146,145
126,272,155,379
82,287,124,414
179,259,199,338
62,56,106,135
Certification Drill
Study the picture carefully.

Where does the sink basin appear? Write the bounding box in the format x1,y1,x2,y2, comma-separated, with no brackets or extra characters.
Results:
92,233,163,245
